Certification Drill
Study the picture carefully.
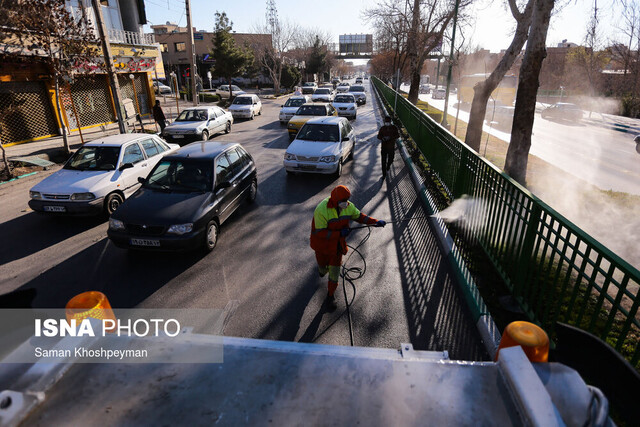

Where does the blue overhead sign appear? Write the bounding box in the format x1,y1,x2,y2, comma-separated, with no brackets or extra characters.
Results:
194,33,203,40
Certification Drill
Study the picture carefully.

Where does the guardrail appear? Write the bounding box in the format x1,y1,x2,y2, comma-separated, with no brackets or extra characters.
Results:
372,76,640,368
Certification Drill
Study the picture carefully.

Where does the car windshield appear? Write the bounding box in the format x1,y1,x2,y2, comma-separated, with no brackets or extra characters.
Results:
303,82,315,86
296,105,327,116
233,97,252,105
64,146,121,171
296,124,339,142
334,95,354,103
349,86,365,92
175,109,208,122
144,160,213,192
284,98,305,107
315,89,330,94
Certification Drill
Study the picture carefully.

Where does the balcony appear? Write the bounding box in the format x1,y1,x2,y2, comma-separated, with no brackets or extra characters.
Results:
108,29,155,46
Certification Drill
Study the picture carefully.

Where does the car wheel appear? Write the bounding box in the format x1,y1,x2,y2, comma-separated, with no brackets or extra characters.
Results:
348,147,354,161
334,158,343,177
225,122,231,134
201,130,209,141
258,108,262,116
247,179,258,203
250,112,255,120
104,192,123,216
203,220,219,252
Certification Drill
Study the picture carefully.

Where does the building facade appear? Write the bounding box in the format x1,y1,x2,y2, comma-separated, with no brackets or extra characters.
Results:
0,0,159,146
149,23,272,89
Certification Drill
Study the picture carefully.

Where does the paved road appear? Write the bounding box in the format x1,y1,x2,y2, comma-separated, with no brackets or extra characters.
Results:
403,85,640,195
0,85,487,361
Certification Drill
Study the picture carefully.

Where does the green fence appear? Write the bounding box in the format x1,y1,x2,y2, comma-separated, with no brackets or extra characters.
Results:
372,76,640,367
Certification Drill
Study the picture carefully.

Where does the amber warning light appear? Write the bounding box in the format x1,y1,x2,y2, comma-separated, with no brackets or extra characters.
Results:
34,291,181,337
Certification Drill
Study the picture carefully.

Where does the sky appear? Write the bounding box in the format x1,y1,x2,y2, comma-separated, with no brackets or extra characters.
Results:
142,0,625,54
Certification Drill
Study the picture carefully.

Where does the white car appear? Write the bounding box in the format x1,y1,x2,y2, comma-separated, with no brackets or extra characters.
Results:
28,134,179,216
279,95,309,125
432,88,446,99
216,84,245,99
348,85,367,105
163,106,234,144
336,82,350,93
311,88,334,103
153,81,172,95
228,94,262,120
332,93,357,120
283,116,356,177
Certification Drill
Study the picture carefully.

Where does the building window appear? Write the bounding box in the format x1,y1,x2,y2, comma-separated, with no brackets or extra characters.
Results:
160,43,168,53
174,42,186,52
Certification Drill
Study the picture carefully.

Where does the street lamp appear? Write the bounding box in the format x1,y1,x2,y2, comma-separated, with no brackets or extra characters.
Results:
129,73,144,132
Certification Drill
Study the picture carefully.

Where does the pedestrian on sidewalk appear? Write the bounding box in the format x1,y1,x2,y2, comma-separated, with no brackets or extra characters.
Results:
153,100,167,133
377,116,400,178
310,185,385,311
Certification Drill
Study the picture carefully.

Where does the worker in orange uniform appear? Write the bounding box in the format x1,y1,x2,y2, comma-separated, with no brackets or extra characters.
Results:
310,185,386,311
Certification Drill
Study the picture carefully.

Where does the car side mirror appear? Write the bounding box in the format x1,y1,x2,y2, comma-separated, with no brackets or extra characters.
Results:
343,136,350,141
119,162,134,171
215,181,231,192
137,176,146,184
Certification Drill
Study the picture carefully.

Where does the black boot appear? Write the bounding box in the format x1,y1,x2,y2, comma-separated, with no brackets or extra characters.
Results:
325,293,337,311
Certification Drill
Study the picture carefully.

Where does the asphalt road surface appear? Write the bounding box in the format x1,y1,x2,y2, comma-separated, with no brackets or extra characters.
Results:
0,84,487,361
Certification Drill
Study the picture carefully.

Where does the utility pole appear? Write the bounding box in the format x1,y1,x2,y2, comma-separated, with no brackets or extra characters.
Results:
91,0,127,133
441,0,460,129
185,0,198,106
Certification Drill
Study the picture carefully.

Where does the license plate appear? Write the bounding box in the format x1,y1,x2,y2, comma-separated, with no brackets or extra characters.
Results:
172,135,184,139
300,165,316,171
44,206,66,212
130,238,160,247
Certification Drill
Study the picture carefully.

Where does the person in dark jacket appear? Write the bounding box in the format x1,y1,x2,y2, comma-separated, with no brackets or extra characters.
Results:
152,100,167,133
376,116,400,178
310,185,385,310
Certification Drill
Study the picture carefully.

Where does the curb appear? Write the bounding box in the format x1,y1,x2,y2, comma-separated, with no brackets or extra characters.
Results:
372,80,501,359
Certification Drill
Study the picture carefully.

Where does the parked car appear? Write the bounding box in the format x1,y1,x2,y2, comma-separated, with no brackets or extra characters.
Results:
283,116,356,177
332,94,357,120
279,95,310,125
540,103,583,122
348,85,367,105
108,142,257,252
287,103,338,141
432,88,446,99
163,107,233,144
216,85,244,99
153,81,172,95
419,84,431,94
28,134,179,216
228,94,262,120
336,82,350,93
311,88,334,103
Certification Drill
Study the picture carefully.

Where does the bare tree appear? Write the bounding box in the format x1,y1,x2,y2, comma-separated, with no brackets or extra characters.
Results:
505,0,556,184
252,19,298,95
464,0,533,152
0,0,96,154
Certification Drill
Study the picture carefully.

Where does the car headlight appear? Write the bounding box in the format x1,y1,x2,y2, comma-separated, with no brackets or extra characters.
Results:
109,218,125,231
70,192,96,201
349,106,355,110
288,123,296,128
284,153,297,161
29,191,42,199
167,223,194,235
319,155,336,163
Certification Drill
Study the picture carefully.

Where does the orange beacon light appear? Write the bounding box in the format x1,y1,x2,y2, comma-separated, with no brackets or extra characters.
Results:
65,291,116,332
495,321,550,363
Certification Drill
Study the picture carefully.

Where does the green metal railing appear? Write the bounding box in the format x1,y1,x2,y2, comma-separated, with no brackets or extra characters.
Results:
372,76,640,367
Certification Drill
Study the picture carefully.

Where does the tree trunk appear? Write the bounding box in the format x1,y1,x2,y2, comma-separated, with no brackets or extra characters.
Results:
505,0,555,185
54,77,70,154
465,0,533,152
407,0,421,104
0,139,12,180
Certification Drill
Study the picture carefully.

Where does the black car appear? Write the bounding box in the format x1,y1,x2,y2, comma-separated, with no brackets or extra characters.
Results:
108,142,257,252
